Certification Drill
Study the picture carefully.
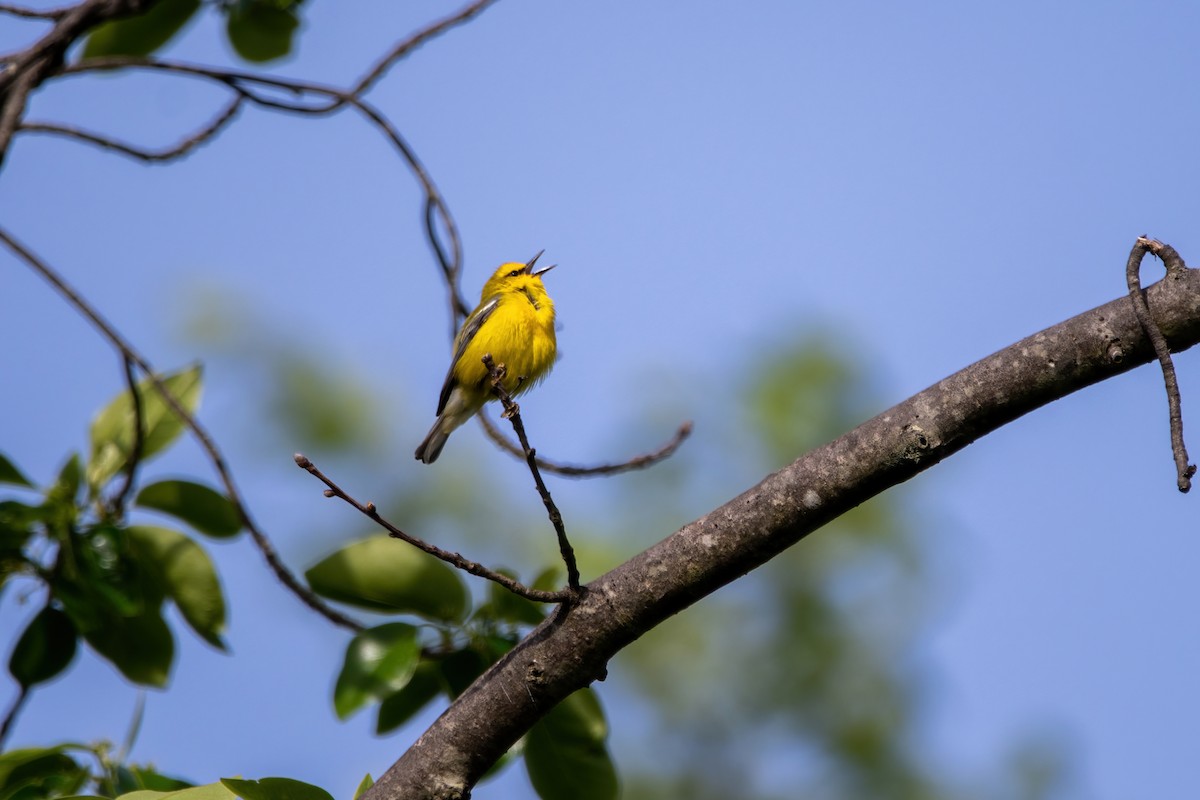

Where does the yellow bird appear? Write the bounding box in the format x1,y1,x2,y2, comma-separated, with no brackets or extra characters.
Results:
415,251,558,464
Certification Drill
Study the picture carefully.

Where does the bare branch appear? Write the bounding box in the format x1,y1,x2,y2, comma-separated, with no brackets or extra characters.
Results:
482,355,581,591
19,97,243,162
0,225,364,633
293,453,572,605
1126,236,1195,492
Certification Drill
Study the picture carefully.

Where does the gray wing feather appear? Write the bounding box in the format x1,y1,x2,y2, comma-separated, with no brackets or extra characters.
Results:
436,296,500,415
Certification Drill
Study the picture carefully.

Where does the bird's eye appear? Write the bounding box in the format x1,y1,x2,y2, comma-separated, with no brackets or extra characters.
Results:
508,269,522,277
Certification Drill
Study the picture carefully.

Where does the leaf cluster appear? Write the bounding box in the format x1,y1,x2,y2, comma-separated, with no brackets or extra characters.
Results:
305,540,617,800
2,367,244,798
81,0,307,64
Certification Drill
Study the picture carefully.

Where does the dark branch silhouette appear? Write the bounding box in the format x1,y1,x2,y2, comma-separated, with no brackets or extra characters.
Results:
477,412,693,477
108,354,145,517
19,97,244,162
482,355,581,591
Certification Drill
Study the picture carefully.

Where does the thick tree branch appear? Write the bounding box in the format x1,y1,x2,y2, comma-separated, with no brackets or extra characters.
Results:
363,264,1200,800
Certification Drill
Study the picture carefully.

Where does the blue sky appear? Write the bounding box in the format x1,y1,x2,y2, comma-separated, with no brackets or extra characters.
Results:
3,1,1200,797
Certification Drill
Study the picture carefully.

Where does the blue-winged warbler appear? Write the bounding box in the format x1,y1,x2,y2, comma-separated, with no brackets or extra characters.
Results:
414,251,558,464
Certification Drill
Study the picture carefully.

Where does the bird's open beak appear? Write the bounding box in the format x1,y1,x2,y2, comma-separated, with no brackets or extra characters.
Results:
524,250,545,274
525,249,555,277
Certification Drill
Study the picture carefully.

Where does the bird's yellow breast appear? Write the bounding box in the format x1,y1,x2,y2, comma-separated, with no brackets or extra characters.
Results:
455,279,557,395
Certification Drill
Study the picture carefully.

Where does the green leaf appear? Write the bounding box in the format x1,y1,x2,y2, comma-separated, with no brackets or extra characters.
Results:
0,499,44,528
220,777,334,800
225,1,300,63
0,451,32,488
375,661,442,734
109,783,236,800
59,524,157,622
351,775,372,800
128,526,227,649
82,0,201,59
333,623,420,719
135,480,242,539
305,536,467,622
88,365,203,491
524,689,618,800
46,453,83,508
9,606,77,688
82,605,174,687
0,501,41,590
39,456,81,541
112,765,192,795
0,747,87,800
112,783,235,800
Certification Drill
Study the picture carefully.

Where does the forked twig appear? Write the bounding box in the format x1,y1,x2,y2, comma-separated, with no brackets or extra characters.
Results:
293,454,571,604
1126,236,1195,493
482,355,581,591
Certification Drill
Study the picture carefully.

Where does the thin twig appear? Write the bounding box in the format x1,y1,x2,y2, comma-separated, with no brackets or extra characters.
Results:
1126,235,1195,493
478,413,693,477
19,96,243,162
347,0,499,103
109,354,144,516
0,225,364,632
0,2,68,19
425,197,470,322
0,684,29,749
482,355,581,591
293,454,571,604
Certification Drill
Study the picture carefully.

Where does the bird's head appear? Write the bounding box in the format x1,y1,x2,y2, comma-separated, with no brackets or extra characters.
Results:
480,250,556,299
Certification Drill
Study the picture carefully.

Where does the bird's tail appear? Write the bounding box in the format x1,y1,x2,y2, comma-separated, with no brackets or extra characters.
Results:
414,416,453,464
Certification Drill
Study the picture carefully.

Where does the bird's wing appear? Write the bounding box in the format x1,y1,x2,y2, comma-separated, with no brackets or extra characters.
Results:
436,295,501,415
